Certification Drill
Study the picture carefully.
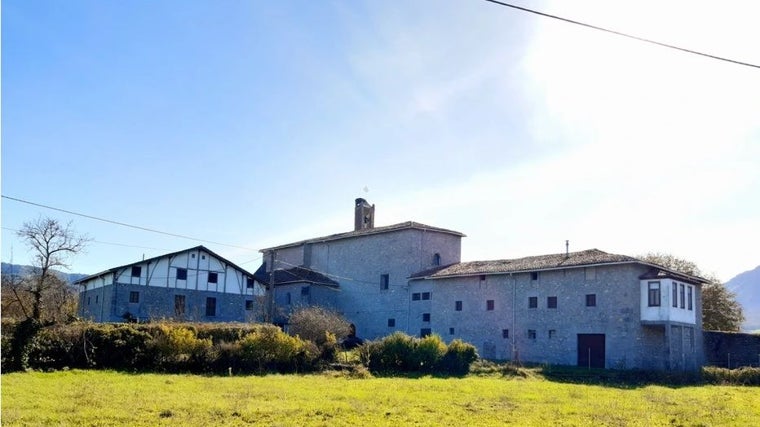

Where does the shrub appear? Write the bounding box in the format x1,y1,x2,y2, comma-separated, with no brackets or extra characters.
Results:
85,324,153,370
365,332,416,372
438,339,478,376
703,366,760,386
413,334,447,372
238,324,317,373
149,325,214,371
288,306,351,346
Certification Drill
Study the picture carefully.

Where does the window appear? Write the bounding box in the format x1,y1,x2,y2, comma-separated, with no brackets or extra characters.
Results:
131,266,141,277
688,286,693,311
420,328,432,338
502,329,509,339
208,272,218,284
547,296,557,309
672,283,678,308
174,295,186,316
433,253,441,266
301,286,310,296
528,296,538,308
191,253,196,258
129,291,140,303
530,272,539,281
528,329,536,340
486,300,495,311
412,293,421,301
449,327,455,335
548,329,556,339
95,295,99,303
286,293,291,305
680,284,685,309
87,297,91,305
479,275,486,282
201,255,206,260
245,300,253,310
380,274,389,290
422,292,431,300
455,301,463,311
586,294,596,307
177,268,187,280
246,277,255,289
205,297,217,317
388,318,396,327
648,281,661,306
422,313,431,322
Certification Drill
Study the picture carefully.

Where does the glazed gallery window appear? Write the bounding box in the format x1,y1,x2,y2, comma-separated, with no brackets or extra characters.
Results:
648,281,661,307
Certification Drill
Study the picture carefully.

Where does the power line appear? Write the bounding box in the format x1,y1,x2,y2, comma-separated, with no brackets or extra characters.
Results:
2,226,173,252
1,195,256,251
482,0,760,70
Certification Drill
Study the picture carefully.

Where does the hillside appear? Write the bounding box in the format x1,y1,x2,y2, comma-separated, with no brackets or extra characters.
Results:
1,262,89,284
726,265,760,332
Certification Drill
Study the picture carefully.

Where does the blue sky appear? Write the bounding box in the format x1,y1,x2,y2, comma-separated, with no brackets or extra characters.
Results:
2,0,759,282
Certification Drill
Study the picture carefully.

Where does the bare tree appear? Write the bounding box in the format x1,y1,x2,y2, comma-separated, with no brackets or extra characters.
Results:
14,217,89,322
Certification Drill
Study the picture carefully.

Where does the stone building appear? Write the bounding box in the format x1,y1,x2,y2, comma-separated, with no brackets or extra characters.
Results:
256,198,708,370
77,246,264,322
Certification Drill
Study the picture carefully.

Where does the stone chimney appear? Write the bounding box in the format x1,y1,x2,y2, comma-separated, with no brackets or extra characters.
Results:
354,198,375,231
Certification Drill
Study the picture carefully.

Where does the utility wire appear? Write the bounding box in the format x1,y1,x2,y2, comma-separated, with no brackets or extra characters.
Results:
2,195,256,251
482,0,760,70
2,226,173,252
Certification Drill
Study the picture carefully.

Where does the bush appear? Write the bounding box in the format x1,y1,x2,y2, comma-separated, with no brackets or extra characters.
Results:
361,332,478,375
438,339,478,376
703,366,760,386
288,306,351,346
237,324,317,373
149,325,214,372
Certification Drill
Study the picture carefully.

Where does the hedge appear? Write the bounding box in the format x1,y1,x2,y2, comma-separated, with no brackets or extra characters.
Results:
360,332,478,376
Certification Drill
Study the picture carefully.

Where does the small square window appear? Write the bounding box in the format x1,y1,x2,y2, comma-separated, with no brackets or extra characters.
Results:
388,318,396,327
191,253,196,258
449,327,455,335
547,296,557,309
422,313,431,322
479,275,486,282
380,274,389,290
301,286,310,296
246,277,255,289
412,293,421,301
129,291,139,303
245,300,253,310
201,255,206,260
455,301,463,311
422,292,431,300
530,272,539,281
177,268,188,280
208,272,218,284
585,294,596,307
486,300,495,311
528,296,538,308
548,329,556,338
131,266,141,277
420,328,432,338
528,329,536,339
502,329,509,339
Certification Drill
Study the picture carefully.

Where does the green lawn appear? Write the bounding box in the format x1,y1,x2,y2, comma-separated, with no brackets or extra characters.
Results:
2,370,758,426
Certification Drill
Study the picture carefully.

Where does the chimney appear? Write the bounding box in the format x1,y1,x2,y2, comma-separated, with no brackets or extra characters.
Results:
354,198,375,231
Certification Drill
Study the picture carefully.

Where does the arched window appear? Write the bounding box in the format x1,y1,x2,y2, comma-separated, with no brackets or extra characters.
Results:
433,253,441,266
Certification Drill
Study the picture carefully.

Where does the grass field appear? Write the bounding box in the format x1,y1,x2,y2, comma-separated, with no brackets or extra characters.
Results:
2,370,758,426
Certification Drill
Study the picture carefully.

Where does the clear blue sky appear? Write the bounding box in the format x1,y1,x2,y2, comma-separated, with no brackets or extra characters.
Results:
2,0,759,282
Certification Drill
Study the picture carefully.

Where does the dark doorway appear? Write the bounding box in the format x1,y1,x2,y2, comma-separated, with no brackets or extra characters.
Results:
578,334,605,368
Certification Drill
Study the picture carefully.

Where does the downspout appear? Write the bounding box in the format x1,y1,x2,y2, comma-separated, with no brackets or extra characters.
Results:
511,272,517,362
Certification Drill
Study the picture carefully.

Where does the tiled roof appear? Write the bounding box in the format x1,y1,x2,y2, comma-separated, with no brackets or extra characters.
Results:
74,245,255,285
253,264,339,288
259,221,465,252
638,267,711,284
410,249,638,279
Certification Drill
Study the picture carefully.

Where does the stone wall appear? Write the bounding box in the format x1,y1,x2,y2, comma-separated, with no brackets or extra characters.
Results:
703,331,760,368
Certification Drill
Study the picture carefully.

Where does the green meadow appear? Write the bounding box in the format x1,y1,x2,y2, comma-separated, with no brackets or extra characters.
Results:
2,370,758,426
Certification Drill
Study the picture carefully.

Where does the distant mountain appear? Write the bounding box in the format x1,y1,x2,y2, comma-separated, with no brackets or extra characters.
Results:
1,262,89,284
726,265,760,332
